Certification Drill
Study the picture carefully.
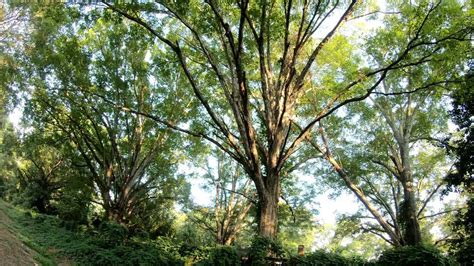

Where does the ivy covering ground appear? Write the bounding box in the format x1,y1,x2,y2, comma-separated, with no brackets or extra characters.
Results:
0,200,460,266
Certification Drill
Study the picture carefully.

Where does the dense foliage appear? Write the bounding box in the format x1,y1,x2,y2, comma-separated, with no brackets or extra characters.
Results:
376,245,457,266
446,69,474,191
0,0,472,265
444,67,474,265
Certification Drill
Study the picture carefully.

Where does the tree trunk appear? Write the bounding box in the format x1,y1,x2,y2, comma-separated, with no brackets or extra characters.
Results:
224,238,234,246
401,180,422,245
258,192,279,238
399,138,422,246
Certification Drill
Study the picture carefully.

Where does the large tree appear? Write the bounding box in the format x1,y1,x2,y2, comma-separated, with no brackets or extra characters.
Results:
105,0,471,238
309,91,459,246
307,20,470,244
19,6,188,226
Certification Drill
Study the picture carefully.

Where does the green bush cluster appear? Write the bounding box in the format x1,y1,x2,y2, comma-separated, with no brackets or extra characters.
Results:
194,245,241,266
376,245,458,266
247,236,287,265
285,245,459,266
289,250,368,266
453,237,474,266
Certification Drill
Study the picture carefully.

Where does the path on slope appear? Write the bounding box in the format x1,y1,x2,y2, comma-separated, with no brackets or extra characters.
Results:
0,203,38,266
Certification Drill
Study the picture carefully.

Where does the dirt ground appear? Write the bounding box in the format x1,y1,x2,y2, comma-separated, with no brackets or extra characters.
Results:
0,206,38,266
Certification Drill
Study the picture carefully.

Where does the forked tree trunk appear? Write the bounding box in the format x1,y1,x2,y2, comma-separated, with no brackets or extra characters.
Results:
107,207,124,224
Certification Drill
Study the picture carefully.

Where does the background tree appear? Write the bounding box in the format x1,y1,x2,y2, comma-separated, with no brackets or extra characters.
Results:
11,128,94,224
18,6,190,228
444,66,473,264
308,87,465,246
0,2,28,112
193,151,255,245
307,68,468,246
445,68,473,192
16,134,67,214
0,117,17,198
325,214,389,259
303,0,471,245
0,3,29,197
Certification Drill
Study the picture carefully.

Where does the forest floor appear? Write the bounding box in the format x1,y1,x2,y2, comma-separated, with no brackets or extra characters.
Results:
0,200,68,266
0,199,186,265
0,201,39,265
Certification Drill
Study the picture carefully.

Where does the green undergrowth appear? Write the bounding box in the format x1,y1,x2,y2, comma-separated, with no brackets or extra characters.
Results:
0,200,459,266
376,245,458,266
289,250,371,266
0,200,183,265
0,200,56,265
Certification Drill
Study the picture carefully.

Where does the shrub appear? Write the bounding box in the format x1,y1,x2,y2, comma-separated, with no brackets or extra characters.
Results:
454,237,474,266
195,245,240,266
248,236,287,265
95,221,128,248
289,250,368,266
55,191,90,226
1,202,185,266
152,236,184,264
376,245,457,266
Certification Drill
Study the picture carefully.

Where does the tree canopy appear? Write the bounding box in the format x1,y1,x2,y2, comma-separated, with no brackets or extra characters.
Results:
0,0,472,264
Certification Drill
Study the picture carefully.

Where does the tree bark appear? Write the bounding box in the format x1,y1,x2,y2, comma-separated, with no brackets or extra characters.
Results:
401,180,422,245
258,193,279,238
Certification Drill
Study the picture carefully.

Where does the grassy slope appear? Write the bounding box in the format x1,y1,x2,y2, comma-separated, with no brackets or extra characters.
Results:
0,200,59,265
0,200,184,266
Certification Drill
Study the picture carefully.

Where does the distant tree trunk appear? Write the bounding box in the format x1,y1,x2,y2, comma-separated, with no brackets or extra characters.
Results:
210,156,254,244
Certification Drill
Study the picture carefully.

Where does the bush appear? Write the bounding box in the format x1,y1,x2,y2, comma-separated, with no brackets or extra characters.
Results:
248,236,287,265
376,245,457,266
289,250,368,266
95,221,129,247
151,236,184,265
447,198,474,265
195,245,240,266
454,237,474,266
56,191,90,226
